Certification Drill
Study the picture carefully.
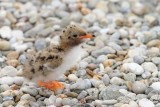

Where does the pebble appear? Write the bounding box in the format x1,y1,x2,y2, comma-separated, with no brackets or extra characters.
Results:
102,74,110,86
133,55,144,64
102,100,117,105
87,88,99,98
150,82,160,90
151,57,160,64
138,98,155,107
132,81,147,94
70,79,91,90
13,77,24,85
96,55,107,63
110,77,125,86
21,86,38,96
99,85,123,100
0,40,11,51
77,90,88,100
0,26,12,39
91,46,116,57
68,74,78,82
0,77,14,85
0,66,18,77
123,73,136,82
121,63,144,75
35,39,47,51
142,62,158,73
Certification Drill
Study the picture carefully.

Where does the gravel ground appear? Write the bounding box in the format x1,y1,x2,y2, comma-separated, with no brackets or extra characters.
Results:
0,0,160,107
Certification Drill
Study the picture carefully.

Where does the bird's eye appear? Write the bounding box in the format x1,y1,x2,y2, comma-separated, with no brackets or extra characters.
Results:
73,34,77,37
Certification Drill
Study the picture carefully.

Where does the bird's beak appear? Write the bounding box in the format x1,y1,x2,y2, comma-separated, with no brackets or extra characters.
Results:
79,34,95,39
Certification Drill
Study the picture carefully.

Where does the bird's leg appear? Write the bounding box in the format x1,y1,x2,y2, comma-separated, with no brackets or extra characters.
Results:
38,80,64,92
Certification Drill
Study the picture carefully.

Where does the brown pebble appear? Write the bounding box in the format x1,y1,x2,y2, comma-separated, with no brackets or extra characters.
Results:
7,51,19,59
6,59,19,67
87,63,97,70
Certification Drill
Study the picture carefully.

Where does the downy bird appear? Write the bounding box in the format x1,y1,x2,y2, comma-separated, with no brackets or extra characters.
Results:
22,24,94,91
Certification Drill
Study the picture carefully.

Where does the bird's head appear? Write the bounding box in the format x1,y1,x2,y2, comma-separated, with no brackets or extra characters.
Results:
60,25,94,47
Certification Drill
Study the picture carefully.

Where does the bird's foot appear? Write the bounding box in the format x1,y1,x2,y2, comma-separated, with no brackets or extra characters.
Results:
38,80,64,92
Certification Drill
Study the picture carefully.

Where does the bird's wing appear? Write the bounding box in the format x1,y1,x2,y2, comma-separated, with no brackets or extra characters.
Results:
22,50,63,81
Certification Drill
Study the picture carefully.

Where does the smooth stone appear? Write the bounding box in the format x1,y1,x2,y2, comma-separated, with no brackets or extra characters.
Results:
0,77,14,85
138,98,155,107
76,69,86,77
0,26,12,39
110,77,125,86
18,54,26,65
102,100,117,105
133,55,144,64
129,101,139,107
2,100,15,107
142,62,158,73
0,40,11,51
132,81,147,94
35,39,47,51
13,77,24,85
55,97,62,107
7,51,19,60
21,94,36,101
96,55,107,63
147,47,160,57
123,73,136,82
70,79,91,90
65,92,78,98
132,2,148,15
121,63,144,75
21,86,38,96
0,66,18,77
91,46,116,57
102,74,110,86
144,15,158,26
24,24,44,37
108,42,123,51
128,47,147,58
68,74,78,82
136,31,157,43
38,27,53,37
12,30,24,40
150,82,160,90
142,71,151,79
77,90,88,100
151,57,160,64
0,84,10,92
6,59,19,67
78,61,88,69
83,13,97,25
62,98,78,106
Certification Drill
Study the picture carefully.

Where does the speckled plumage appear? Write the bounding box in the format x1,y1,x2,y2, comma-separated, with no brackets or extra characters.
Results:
22,24,88,81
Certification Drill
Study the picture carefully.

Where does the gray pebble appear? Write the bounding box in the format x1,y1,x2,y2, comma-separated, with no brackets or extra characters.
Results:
21,86,38,96
18,54,27,65
96,55,107,63
151,57,160,64
102,74,110,86
123,73,136,82
35,39,47,51
77,90,88,100
133,55,144,64
70,79,91,90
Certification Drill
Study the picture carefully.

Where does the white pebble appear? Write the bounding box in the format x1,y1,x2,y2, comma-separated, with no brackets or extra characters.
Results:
0,26,12,39
122,63,144,75
142,62,158,73
68,74,78,82
0,76,14,85
0,66,18,77
138,98,155,107
150,82,160,90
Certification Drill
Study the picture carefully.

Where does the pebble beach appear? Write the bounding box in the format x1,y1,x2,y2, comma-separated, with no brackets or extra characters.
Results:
0,0,160,107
